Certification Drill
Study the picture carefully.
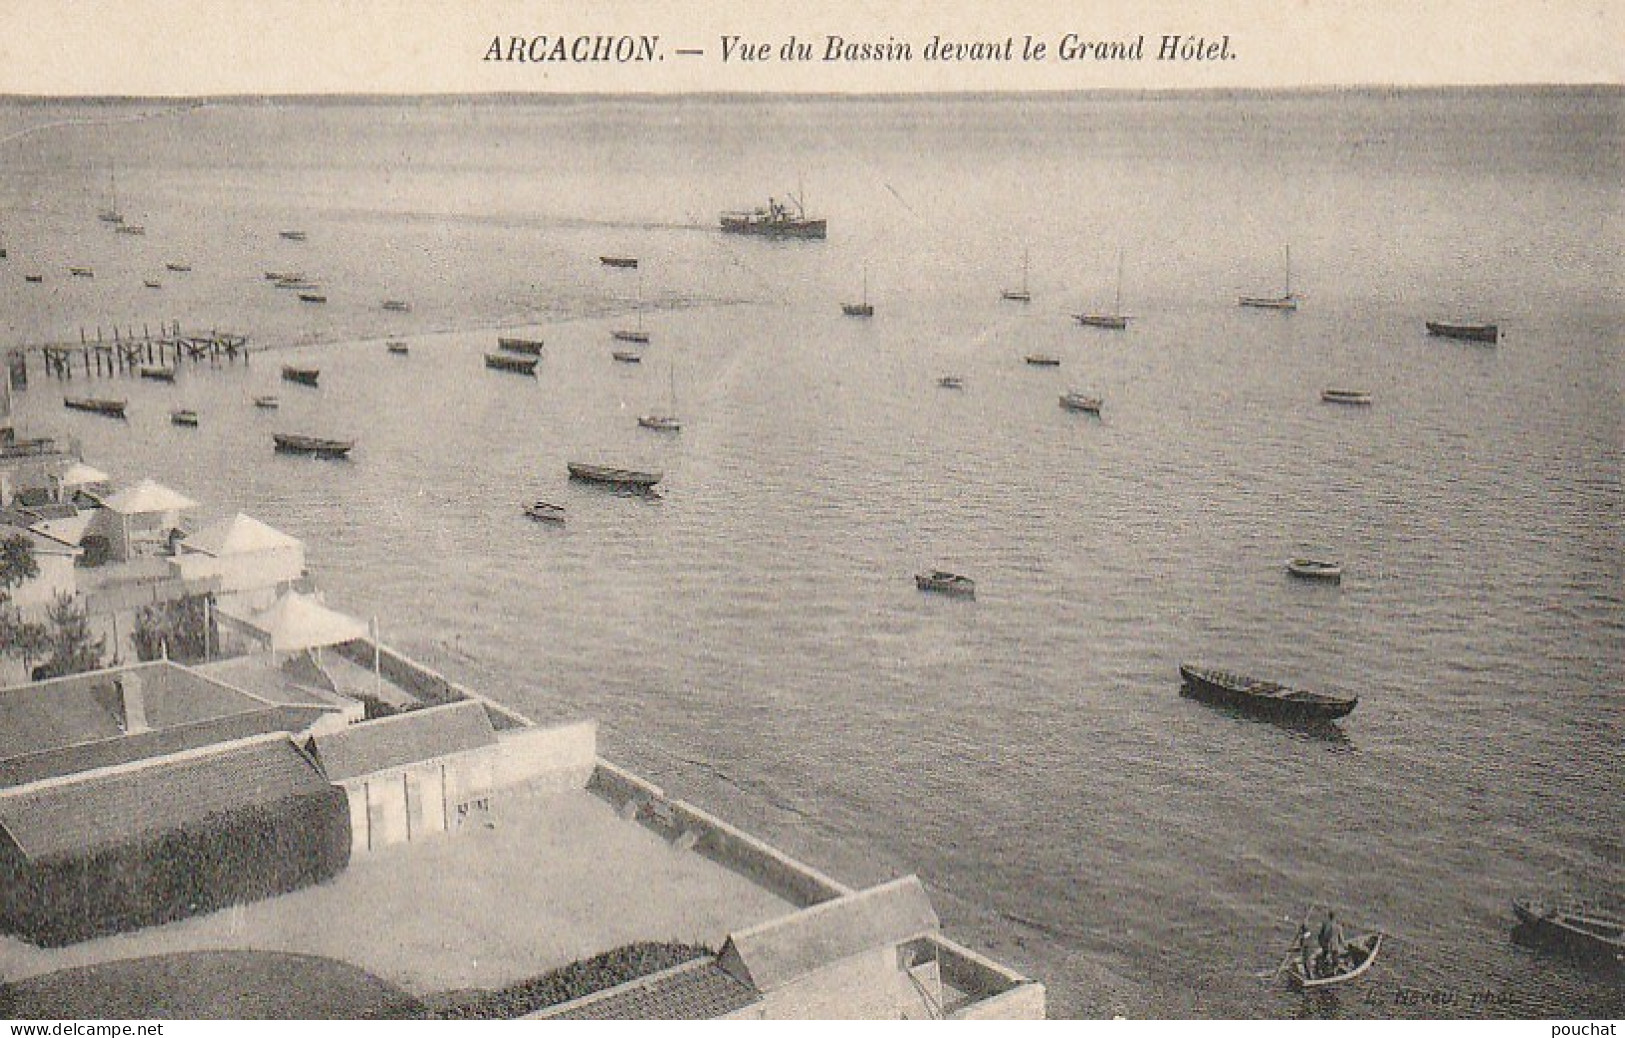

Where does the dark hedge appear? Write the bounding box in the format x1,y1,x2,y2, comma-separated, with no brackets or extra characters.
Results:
0,786,350,947
424,941,712,1019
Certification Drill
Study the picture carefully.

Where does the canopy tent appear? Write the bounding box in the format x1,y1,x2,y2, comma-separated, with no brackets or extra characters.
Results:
99,479,198,516
57,462,111,489
182,513,301,558
240,591,368,653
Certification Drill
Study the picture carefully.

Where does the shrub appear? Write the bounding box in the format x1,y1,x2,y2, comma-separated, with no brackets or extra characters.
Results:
428,942,713,1019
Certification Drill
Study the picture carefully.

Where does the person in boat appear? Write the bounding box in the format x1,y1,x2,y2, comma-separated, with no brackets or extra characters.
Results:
1318,910,1347,976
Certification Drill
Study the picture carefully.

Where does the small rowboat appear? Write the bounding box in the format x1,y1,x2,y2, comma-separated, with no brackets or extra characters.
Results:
523,501,566,523
265,270,303,281
143,279,162,289
381,300,411,312
165,262,191,272
599,256,638,269
24,274,43,283
138,364,177,382
1179,664,1357,721
637,413,680,432
1513,900,1624,960
1024,354,1061,367
170,409,199,427
1321,389,1372,406
280,230,307,241
282,366,320,387
915,570,975,598
298,292,327,304
1285,932,1383,990
1287,558,1343,583
567,462,662,488
273,433,353,459
1059,390,1102,414
611,350,642,364
612,328,651,344
1426,321,1498,344
254,395,280,409
68,267,94,277
841,302,874,318
63,396,126,418
386,341,409,355
484,353,537,375
937,376,964,389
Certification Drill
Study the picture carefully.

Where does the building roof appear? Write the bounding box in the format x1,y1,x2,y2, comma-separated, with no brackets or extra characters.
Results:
309,700,495,781
545,959,760,1020
0,661,290,763
0,521,80,557
0,734,331,860
0,705,333,789
182,512,302,558
717,876,939,993
98,478,198,516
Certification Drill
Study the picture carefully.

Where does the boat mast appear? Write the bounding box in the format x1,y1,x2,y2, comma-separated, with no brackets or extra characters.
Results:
1284,245,1292,298
1021,248,1029,295
1114,248,1123,315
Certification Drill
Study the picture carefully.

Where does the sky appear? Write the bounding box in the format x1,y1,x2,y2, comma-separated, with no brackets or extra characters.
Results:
0,0,1620,96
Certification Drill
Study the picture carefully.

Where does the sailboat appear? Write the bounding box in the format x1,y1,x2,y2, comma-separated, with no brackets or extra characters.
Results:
1001,249,1032,302
842,267,874,317
612,273,650,343
1240,245,1298,311
1074,249,1130,329
638,360,682,432
97,169,124,225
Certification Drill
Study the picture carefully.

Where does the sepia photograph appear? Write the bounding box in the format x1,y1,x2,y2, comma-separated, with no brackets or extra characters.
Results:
0,0,1619,1024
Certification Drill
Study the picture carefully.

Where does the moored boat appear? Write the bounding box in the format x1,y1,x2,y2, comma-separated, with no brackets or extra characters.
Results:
281,366,320,388
381,299,411,312
567,462,662,488
523,500,566,523
24,274,42,283
279,230,307,241
253,395,280,409
165,262,191,272
1287,558,1343,582
298,292,327,303
63,396,127,418
142,279,162,289
273,433,353,458
1426,321,1499,344
484,352,538,375
1059,390,1102,414
497,337,545,355
386,341,410,355
265,270,303,281
1512,900,1624,960
170,409,199,427
1321,389,1372,405
612,329,651,344
720,192,826,239
611,350,643,364
843,267,874,316
638,413,680,431
937,376,964,389
1025,354,1061,367
600,256,638,269
1178,664,1358,721
1240,245,1298,311
115,223,145,236
138,364,177,382
69,266,94,277
915,570,975,598
1073,249,1130,327
1285,931,1384,990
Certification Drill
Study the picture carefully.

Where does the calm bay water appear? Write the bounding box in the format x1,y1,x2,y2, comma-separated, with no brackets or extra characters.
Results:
1,90,1621,1018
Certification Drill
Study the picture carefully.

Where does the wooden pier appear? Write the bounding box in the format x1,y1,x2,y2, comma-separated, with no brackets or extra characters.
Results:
21,322,250,382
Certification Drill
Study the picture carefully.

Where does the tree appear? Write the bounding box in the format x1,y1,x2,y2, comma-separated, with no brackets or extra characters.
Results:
30,593,105,680
132,595,210,663
0,533,46,667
